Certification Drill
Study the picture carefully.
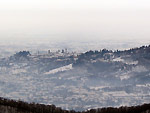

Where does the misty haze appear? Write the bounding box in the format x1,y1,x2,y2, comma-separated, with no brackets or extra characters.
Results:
0,0,150,113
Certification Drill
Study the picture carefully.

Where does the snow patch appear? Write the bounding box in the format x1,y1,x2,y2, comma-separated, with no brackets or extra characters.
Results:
113,57,124,62
120,74,130,80
11,69,27,74
132,66,148,72
45,64,73,75
113,57,138,65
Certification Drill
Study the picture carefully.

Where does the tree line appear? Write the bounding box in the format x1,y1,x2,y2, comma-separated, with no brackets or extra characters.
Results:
0,97,150,113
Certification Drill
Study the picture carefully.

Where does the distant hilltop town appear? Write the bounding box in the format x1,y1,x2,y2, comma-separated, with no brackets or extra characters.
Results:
34,48,78,59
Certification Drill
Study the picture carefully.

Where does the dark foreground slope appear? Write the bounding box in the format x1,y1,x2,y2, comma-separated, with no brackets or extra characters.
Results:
0,97,150,113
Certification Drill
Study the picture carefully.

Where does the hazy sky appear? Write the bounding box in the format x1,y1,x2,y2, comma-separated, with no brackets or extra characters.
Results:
0,0,150,42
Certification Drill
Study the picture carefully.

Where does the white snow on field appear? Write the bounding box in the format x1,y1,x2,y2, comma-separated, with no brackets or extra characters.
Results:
125,60,138,65
45,64,73,75
113,57,124,62
113,57,138,65
11,69,27,74
120,74,131,80
89,86,108,90
132,66,148,72
107,91,129,96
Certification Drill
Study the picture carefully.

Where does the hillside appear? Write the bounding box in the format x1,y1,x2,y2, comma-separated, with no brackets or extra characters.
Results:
0,45,150,110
